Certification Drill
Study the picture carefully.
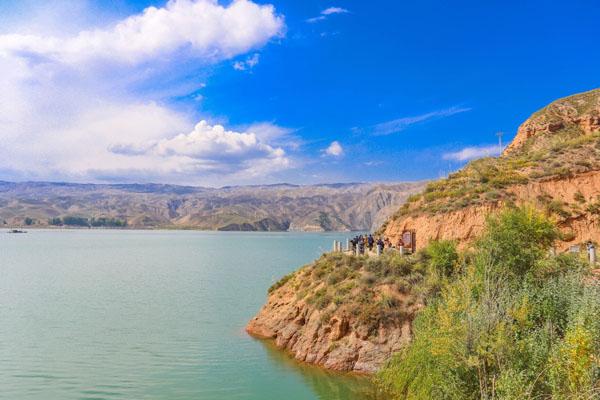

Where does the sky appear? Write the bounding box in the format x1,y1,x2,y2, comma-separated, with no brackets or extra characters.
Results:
0,0,598,187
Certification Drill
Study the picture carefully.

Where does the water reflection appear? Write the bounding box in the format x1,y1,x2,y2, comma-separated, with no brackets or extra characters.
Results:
258,339,380,400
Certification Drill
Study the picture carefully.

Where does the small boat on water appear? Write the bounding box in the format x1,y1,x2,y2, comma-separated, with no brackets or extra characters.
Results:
7,229,27,234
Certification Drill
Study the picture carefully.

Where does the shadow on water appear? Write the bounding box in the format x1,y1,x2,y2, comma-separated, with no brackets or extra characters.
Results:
258,339,384,400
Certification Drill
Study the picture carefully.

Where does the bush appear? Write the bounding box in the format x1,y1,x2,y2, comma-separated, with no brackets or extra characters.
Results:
477,206,558,278
48,217,63,226
62,216,90,227
423,240,458,277
377,206,599,400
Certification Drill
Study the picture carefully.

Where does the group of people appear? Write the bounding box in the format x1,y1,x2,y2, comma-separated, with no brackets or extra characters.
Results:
349,234,405,255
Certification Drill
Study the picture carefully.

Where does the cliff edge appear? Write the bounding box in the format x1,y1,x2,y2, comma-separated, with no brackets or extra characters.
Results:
246,252,426,373
383,88,600,251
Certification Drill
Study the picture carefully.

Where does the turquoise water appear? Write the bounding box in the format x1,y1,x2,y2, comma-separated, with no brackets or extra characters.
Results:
0,230,375,399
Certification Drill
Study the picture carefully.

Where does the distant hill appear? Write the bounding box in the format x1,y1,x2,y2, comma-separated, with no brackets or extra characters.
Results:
0,181,425,232
382,88,600,250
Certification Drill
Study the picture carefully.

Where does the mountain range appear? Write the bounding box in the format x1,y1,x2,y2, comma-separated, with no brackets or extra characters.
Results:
0,181,425,232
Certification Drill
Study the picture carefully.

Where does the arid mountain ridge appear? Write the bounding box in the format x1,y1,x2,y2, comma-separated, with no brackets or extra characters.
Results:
0,180,425,232
383,88,600,251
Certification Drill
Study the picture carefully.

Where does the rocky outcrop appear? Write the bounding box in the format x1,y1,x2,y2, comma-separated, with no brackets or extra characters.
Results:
246,254,421,373
247,295,412,373
385,88,600,251
384,171,600,251
505,88,600,154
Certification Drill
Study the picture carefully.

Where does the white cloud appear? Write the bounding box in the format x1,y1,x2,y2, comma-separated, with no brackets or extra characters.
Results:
442,144,503,162
0,0,284,65
370,106,471,136
322,7,349,15
233,53,260,71
106,120,290,178
0,0,288,185
324,141,344,157
306,6,349,23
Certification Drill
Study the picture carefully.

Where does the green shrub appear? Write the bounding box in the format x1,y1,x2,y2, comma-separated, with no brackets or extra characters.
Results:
574,190,586,203
268,272,295,293
377,206,599,400
423,240,458,277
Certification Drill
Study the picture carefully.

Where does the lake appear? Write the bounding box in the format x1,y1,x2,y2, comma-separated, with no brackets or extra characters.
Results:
0,230,375,399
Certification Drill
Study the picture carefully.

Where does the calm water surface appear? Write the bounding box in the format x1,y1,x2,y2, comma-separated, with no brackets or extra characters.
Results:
0,230,375,399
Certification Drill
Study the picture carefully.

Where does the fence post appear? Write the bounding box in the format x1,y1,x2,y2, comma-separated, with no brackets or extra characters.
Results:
589,243,596,265
346,238,350,252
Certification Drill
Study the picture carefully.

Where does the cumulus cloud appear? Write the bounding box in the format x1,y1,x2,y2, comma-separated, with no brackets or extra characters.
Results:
0,0,284,65
233,53,260,70
370,106,471,136
107,120,290,177
0,0,288,185
324,141,344,157
306,6,349,23
442,144,503,162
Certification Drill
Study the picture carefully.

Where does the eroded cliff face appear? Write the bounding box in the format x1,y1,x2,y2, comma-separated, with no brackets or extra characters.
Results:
384,171,600,252
247,287,412,373
504,88,600,154
385,88,600,251
246,253,422,373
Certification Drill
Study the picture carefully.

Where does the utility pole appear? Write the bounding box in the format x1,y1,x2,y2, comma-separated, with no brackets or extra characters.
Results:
496,131,504,149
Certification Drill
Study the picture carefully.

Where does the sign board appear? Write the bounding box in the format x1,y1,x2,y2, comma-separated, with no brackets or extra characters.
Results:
401,230,416,253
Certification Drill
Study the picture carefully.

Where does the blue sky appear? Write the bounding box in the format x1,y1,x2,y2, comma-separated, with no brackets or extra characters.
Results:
0,0,598,186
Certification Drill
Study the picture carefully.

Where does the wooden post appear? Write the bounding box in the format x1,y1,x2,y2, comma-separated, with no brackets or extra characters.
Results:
376,244,381,257
346,238,350,252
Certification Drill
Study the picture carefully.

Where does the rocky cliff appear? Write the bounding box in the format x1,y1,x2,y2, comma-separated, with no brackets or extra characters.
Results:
247,88,600,375
247,252,424,373
384,88,600,251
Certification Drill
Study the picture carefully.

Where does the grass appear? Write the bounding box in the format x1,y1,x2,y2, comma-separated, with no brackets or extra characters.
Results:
393,130,600,219
267,250,441,339
390,89,600,221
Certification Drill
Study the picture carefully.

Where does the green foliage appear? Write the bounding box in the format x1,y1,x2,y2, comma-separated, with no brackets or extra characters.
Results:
90,217,127,227
377,206,600,400
62,216,90,227
574,191,586,204
48,217,63,226
477,206,559,278
269,272,295,293
423,240,459,277
24,217,34,225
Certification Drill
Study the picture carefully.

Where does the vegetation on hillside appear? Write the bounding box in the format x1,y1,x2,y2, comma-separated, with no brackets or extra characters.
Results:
376,206,600,399
47,216,127,227
268,244,460,337
388,89,600,221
